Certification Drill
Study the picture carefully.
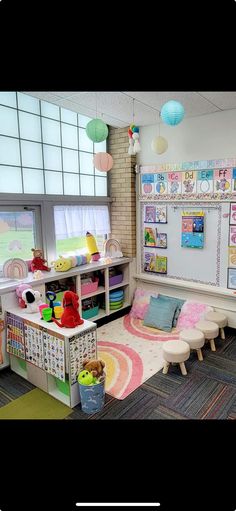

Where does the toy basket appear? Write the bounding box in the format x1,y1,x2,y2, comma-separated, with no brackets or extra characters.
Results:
109,273,123,286
81,277,99,296
82,306,99,320
79,379,105,414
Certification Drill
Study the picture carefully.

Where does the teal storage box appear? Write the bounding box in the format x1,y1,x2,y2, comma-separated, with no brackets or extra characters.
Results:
82,306,99,319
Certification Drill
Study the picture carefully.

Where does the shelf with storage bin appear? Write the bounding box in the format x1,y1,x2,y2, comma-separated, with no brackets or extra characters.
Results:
109,302,130,316
81,286,105,300
109,280,129,291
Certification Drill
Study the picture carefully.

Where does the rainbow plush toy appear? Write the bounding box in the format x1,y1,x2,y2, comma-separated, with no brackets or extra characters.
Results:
128,124,140,155
51,254,90,272
86,232,100,262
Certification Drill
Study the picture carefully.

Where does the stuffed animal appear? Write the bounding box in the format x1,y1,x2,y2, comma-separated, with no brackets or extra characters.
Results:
86,232,100,262
16,283,33,308
21,288,42,313
31,248,51,272
51,254,90,272
82,358,105,380
52,291,84,328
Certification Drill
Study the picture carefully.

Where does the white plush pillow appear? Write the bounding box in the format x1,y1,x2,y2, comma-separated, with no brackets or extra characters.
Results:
177,300,214,329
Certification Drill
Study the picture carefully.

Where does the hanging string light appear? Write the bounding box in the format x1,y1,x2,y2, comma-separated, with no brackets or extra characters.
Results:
151,113,168,154
86,92,108,143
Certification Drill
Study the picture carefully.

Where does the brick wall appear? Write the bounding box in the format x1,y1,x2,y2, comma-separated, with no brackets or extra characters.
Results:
108,127,136,258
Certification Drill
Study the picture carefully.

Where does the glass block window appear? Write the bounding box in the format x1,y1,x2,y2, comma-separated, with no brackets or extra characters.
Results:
0,92,108,196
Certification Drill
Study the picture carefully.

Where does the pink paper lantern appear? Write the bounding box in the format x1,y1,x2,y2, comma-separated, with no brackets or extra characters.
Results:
93,152,113,172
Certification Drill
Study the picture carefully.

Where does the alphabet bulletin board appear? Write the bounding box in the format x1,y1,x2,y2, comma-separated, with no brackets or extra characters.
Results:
139,159,236,288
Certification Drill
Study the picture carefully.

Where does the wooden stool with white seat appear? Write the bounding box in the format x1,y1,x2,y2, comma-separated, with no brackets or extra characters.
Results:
162,340,190,376
195,320,219,352
179,328,205,361
204,311,227,340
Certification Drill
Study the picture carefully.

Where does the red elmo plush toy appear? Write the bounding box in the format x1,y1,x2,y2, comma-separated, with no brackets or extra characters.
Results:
52,291,84,328
30,248,51,272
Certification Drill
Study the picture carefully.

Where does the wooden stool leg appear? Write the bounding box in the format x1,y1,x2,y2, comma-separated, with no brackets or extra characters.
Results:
209,339,216,351
197,348,203,361
179,362,187,375
220,327,225,340
163,362,170,374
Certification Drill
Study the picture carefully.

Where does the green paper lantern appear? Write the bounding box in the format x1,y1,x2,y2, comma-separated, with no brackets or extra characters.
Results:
86,118,108,142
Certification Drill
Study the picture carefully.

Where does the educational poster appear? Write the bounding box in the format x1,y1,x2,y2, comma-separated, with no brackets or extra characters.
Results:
182,171,197,194
154,173,168,194
6,313,25,359
197,170,214,194
43,330,65,381
167,172,182,194
156,232,167,248
228,247,236,267
144,227,156,246
227,268,236,289
24,321,44,369
69,328,97,384
181,211,204,248
141,174,155,195
145,205,156,222
229,226,236,246
232,168,236,191
230,203,236,224
214,168,232,193
144,253,167,273
156,205,167,223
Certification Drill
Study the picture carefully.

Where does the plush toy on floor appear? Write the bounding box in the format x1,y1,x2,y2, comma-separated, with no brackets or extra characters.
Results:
82,358,105,382
21,288,42,313
31,248,51,272
52,290,84,328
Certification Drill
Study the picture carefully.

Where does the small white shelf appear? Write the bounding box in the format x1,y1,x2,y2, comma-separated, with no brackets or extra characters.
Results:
48,387,71,407
109,281,129,291
89,309,106,321
81,286,105,299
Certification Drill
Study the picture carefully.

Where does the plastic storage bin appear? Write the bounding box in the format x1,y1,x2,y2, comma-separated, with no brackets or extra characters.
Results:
79,379,105,414
109,273,123,286
81,279,99,296
56,378,70,396
82,305,99,319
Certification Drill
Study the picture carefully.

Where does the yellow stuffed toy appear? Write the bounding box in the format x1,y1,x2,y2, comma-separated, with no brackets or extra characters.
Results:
86,232,100,262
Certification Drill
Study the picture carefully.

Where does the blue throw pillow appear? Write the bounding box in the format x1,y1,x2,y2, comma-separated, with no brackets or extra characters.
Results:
143,296,178,332
159,295,185,327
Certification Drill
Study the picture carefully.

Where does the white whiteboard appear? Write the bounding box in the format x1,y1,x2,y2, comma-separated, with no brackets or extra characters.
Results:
141,202,230,287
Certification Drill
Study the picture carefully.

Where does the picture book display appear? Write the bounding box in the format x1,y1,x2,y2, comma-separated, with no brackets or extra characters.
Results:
230,203,236,225
144,252,167,273
144,204,167,223
181,211,204,249
229,226,236,246
144,228,167,248
228,247,236,267
227,268,236,289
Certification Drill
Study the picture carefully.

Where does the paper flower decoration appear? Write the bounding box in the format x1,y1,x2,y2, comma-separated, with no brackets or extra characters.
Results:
93,152,113,172
151,136,168,154
86,118,108,142
160,100,185,126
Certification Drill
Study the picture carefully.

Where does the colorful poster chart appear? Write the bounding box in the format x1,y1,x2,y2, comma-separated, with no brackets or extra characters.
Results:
167,172,182,194
145,205,156,222
197,170,214,193
182,171,197,194
181,211,204,248
6,313,25,359
229,226,236,246
214,168,232,193
156,232,167,248
142,174,155,195
43,330,65,381
144,253,167,273
230,203,236,224
232,168,236,191
156,205,167,223
144,227,156,246
24,321,44,369
69,328,97,384
227,268,236,289
228,247,236,267
154,173,168,194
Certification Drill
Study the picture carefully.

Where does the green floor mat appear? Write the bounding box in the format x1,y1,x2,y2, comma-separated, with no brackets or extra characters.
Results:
0,388,73,419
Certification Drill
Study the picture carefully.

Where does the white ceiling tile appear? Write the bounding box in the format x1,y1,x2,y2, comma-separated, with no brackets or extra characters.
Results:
199,91,236,109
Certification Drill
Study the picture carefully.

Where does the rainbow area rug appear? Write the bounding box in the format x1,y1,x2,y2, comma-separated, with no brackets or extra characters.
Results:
97,314,179,400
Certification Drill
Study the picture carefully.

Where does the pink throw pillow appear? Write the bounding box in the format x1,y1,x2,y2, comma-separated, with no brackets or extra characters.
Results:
130,288,158,320
177,300,213,329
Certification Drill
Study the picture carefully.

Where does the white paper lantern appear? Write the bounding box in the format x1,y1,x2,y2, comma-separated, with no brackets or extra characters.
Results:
151,136,168,154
